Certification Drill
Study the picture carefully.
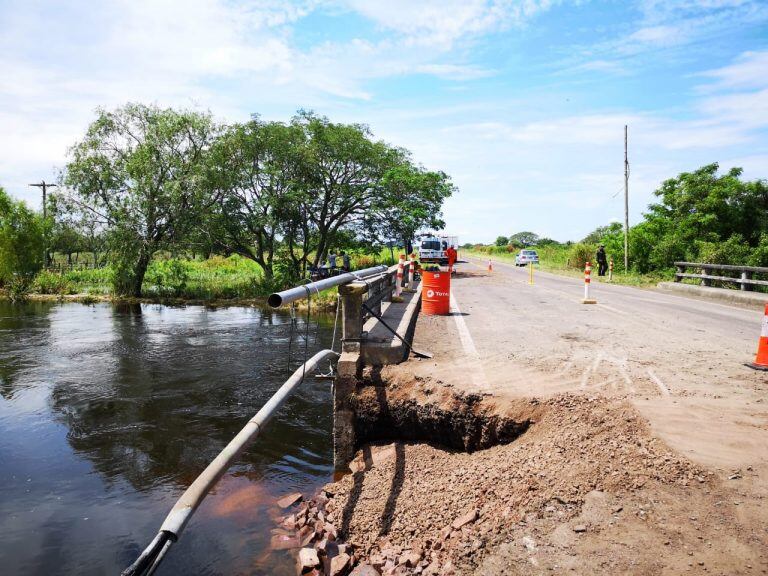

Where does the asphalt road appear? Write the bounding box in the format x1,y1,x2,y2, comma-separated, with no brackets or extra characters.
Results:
406,256,768,472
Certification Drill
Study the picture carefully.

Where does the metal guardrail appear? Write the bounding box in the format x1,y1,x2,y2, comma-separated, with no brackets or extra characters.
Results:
674,261,768,292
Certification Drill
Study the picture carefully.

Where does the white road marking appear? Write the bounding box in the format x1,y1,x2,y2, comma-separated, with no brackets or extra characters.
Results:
580,351,602,388
646,368,671,396
449,292,490,389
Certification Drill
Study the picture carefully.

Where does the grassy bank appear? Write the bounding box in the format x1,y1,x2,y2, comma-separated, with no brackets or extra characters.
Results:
463,247,670,289
8,253,389,308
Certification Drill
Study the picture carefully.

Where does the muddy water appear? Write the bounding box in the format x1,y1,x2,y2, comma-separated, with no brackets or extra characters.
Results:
0,301,337,575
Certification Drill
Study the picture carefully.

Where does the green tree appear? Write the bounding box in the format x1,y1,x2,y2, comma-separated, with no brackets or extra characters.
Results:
582,222,623,244
509,231,539,247
293,111,395,270
641,163,768,270
0,187,45,294
365,158,455,252
63,104,220,296
205,117,306,279
495,235,509,247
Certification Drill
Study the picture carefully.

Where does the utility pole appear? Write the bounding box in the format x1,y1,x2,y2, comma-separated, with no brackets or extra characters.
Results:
623,125,629,271
29,181,56,266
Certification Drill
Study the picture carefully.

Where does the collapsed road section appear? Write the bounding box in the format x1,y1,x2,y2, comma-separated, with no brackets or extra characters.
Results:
269,259,767,576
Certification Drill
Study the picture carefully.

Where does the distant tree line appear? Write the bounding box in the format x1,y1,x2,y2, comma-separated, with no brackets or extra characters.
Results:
0,103,456,297
476,163,768,274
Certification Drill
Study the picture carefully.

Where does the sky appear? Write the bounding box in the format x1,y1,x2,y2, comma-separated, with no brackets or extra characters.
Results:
1,0,767,243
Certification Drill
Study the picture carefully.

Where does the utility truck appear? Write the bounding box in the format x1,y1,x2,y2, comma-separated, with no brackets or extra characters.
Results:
417,234,459,265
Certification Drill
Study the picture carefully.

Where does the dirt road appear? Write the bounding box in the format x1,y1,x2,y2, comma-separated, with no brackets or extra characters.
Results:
311,259,768,575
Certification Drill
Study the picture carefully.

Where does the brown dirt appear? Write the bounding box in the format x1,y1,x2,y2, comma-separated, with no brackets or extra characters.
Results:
312,377,767,575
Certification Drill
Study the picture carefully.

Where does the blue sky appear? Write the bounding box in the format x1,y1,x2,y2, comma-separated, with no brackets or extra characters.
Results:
1,0,767,242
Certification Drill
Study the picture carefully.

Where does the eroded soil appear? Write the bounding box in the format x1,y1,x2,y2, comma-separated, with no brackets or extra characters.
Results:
305,377,767,575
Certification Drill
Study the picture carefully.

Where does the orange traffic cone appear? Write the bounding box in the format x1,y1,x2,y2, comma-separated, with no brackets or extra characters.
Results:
488,259,493,272
747,303,768,371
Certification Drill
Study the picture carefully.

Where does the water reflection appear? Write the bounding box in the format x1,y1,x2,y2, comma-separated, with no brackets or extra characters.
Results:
0,301,336,575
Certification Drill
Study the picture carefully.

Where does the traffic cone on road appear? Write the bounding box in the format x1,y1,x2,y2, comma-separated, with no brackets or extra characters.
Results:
747,303,768,371
488,259,493,273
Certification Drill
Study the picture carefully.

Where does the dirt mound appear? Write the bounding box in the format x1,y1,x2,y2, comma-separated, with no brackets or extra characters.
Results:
310,380,760,575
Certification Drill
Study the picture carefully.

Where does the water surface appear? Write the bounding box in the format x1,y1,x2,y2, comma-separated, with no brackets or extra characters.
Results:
0,300,336,575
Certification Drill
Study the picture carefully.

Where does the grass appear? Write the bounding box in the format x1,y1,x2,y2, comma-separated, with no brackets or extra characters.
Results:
463,247,670,289
26,253,372,307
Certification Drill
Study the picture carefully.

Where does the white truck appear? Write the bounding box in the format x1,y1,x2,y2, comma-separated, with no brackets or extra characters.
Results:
417,234,459,265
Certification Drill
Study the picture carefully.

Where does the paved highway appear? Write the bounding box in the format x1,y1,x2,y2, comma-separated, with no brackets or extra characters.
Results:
407,256,768,471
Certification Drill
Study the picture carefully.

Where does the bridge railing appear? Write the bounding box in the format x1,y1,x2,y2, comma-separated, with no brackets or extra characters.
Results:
337,262,411,350
123,263,408,576
674,261,768,292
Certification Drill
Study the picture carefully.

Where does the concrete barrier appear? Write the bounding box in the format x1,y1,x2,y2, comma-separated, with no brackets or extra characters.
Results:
361,283,422,366
657,281,767,309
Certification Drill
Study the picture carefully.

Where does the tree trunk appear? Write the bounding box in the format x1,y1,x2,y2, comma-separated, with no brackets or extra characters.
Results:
132,250,151,297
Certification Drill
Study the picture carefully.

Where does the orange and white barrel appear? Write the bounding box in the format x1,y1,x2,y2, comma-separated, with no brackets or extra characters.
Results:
422,270,450,315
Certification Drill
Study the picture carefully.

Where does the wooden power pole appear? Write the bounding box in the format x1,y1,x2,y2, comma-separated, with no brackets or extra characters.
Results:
29,180,57,265
623,125,629,271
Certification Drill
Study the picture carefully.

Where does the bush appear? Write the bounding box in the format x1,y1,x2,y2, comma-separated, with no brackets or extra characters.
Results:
567,243,595,270
34,270,74,295
6,275,32,302
695,234,752,266
145,259,190,296
353,254,376,269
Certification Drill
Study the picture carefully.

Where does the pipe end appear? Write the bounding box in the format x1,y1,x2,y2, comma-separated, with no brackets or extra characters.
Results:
267,294,283,308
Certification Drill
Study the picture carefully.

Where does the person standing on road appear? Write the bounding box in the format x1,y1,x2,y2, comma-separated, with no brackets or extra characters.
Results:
445,245,457,273
596,244,608,277
341,251,351,272
328,252,337,270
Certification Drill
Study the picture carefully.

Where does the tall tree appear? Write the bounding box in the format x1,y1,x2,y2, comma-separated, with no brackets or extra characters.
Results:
293,111,394,268
63,104,220,296
509,231,539,247
204,118,306,278
364,158,455,250
0,187,45,288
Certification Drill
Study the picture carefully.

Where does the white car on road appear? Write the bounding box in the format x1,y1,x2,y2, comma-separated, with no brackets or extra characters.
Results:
514,249,539,266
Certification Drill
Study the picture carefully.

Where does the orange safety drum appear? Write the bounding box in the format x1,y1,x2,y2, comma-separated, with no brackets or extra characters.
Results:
421,270,451,315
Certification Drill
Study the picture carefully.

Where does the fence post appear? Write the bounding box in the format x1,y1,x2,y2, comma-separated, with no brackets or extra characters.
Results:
701,265,711,287
742,270,752,291
675,263,684,282
334,282,368,470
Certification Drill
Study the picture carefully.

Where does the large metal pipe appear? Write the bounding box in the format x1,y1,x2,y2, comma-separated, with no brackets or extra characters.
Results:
122,348,338,576
267,265,388,307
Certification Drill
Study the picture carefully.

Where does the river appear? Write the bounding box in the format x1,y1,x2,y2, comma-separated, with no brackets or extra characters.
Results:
0,300,337,575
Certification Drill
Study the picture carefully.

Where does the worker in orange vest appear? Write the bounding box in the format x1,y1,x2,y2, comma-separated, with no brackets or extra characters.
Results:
445,245,457,273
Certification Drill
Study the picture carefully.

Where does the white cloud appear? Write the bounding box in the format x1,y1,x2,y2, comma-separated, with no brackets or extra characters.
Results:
413,64,495,81
339,0,558,47
627,25,685,47
696,50,768,91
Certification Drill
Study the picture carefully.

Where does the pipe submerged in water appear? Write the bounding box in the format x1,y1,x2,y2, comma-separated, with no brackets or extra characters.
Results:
122,348,339,576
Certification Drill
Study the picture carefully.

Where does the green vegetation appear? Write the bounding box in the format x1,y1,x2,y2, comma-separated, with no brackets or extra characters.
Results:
1,103,454,302
0,187,46,300
469,163,768,290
